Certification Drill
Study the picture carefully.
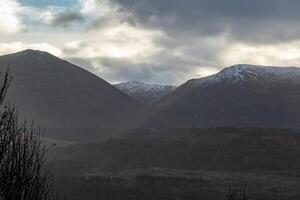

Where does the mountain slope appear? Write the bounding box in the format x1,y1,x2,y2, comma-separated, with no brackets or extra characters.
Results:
0,49,145,128
114,81,176,104
156,64,300,128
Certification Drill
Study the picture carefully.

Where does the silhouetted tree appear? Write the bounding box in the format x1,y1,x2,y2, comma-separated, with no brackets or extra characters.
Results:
0,71,59,200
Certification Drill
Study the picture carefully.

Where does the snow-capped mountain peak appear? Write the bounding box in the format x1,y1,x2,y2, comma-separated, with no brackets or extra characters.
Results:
191,64,300,86
114,81,177,104
158,64,300,128
115,81,176,92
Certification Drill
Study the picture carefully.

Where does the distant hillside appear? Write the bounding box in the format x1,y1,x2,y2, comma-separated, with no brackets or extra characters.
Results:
155,64,300,128
0,49,145,128
114,81,176,104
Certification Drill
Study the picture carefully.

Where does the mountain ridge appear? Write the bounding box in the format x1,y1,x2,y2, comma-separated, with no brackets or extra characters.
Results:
156,64,300,128
1,50,300,129
0,49,146,128
191,64,300,85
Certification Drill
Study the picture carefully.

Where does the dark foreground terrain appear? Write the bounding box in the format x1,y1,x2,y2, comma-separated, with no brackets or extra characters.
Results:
47,128,300,200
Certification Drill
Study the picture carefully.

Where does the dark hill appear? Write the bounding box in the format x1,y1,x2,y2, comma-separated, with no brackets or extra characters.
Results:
0,49,145,128
155,64,300,128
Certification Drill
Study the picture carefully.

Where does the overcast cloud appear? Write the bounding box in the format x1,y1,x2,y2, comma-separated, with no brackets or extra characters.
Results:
1,0,300,85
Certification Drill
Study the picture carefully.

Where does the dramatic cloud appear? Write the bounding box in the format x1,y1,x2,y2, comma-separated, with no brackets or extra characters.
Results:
63,23,162,58
0,0,25,33
3,0,300,85
0,42,62,56
67,56,191,85
222,42,300,67
50,11,85,27
19,4,86,30
109,0,300,44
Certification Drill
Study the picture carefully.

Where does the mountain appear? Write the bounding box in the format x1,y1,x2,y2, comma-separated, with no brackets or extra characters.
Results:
0,49,145,128
156,64,300,128
2,51,299,129
114,81,176,104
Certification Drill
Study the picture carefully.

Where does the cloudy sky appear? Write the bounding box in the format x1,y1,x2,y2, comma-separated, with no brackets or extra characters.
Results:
1,0,300,85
